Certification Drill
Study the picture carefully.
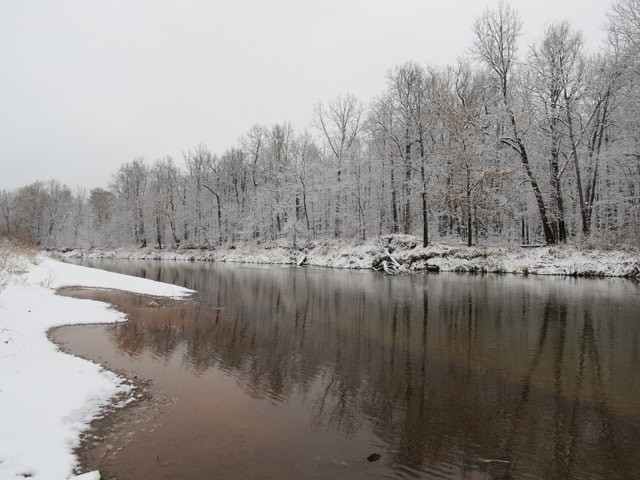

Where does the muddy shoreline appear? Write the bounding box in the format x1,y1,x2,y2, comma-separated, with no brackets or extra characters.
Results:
50,288,183,477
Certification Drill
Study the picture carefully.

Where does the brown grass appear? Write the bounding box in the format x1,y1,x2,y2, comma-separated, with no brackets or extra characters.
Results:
0,238,37,291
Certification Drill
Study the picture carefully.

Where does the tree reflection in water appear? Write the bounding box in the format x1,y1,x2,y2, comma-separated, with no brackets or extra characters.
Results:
69,261,640,479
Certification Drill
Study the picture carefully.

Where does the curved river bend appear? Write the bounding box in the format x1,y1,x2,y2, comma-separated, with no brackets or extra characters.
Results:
53,260,640,480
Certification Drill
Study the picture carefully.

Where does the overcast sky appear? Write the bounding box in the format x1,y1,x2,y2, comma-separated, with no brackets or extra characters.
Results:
0,0,611,191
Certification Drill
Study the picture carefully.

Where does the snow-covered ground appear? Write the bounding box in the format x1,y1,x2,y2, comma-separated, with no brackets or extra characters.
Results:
0,250,192,480
56,235,640,278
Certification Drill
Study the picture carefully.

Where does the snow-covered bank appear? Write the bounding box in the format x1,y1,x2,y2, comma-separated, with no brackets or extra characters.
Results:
56,235,640,278
0,252,192,480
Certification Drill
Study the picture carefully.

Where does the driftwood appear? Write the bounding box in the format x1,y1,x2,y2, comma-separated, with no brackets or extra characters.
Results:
373,249,408,275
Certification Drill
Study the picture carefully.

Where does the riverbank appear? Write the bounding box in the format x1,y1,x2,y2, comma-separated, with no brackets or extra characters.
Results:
55,235,640,278
0,245,192,480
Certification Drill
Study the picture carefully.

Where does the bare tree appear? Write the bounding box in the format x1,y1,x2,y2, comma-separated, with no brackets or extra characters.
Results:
111,158,149,247
151,157,183,247
604,0,640,240
370,97,401,234
473,1,556,244
369,63,430,240
0,190,14,238
529,22,586,241
8,180,72,247
241,125,267,239
43,180,73,247
292,131,321,237
313,94,364,237
436,62,510,246
607,0,640,60
264,123,295,239
88,187,115,246
387,63,425,235
184,145,215,246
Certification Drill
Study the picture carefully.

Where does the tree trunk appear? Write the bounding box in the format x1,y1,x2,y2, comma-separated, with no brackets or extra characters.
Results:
202,184,222,245
566,108,588,236
421,190,428,247
155,210,163,249
585,94,609,235
403,131,412,234
335,168,341,237
549,117,567,242
467,205,472,247
136,203,146,247
390,160,399,233
506,111,556,245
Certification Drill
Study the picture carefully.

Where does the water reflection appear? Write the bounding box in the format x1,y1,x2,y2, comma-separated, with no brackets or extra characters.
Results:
68,261,640,479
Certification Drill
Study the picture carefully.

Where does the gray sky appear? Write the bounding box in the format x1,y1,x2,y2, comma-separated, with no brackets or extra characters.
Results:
0,0,610,191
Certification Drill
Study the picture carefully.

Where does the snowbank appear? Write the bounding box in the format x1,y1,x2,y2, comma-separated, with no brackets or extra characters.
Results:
56,235,640,278
0,253,193,480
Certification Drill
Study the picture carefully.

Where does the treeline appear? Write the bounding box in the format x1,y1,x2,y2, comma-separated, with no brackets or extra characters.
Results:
2,0,639,249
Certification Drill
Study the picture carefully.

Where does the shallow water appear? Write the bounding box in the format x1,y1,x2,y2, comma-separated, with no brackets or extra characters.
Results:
54,261,640,479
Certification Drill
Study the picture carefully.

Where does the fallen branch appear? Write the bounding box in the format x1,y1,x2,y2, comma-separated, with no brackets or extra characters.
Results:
373,249,408,275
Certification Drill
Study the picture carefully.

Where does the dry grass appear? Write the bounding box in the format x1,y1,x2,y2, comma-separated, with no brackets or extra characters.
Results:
0,239,37,292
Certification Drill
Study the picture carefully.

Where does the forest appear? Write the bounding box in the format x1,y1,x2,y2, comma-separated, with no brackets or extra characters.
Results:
1,0,639,250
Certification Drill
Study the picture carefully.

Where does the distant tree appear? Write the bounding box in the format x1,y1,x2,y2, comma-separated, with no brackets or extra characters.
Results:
9,180,72,246
607,0,640,62
88,187,115,246
89,188,114,225
0,190,14,238
11,182,47,244
110,158,149,247
149,162,166,249
217,148,248,244
184,145,215,246
43,180,72,247
292,131,322,238
241,125,267,239
313,94,365,237
151,157,183,247
369,99,400,234
263,123,296,239
386,62,427,236
64,187,87,247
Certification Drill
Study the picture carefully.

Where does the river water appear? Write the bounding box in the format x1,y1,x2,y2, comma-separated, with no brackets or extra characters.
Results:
53,260,640,479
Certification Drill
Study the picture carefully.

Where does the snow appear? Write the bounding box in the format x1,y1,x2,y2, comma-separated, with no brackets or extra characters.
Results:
0,254,192,480
56,235,640,278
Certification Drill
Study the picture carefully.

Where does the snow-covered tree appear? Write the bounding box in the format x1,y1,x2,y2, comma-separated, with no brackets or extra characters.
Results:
110,158,149,247
473,1,556,244
313,94,365,237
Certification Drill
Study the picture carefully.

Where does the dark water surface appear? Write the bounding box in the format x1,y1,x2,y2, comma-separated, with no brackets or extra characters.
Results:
54,260,640,479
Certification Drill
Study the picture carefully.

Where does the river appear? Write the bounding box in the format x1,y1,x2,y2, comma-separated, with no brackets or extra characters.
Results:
52,260,640,479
